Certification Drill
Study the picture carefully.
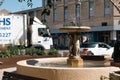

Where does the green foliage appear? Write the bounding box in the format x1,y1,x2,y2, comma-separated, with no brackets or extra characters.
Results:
18,0,53,22
0,45,21,58
100,75,114,80
18,45,25,49
0,51,7,58
18,0,25,2
7,46,19,56
41,8,51,16
25,47,36,55
25,47,45,55
18,0,53,16
47,0,53,8
48,48,58,55
18,0,33,7
0,45,58,58
35,50,45,55
0,0,4,6
41,0,53,16
0,45,19,58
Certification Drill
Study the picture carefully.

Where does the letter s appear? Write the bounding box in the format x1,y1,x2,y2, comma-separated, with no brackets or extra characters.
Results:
6,18,11,25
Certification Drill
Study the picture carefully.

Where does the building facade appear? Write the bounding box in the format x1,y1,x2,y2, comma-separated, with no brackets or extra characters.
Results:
41,0,120,48
13,0,120,48
14,7,43,21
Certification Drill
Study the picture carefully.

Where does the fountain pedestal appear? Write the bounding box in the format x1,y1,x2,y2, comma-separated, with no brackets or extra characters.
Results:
59,26,91,67
67,58,83,67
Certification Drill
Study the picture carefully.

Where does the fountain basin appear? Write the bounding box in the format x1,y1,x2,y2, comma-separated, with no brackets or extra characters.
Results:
17,57,119,80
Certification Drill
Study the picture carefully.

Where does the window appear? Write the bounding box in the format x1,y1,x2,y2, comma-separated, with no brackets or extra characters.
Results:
64,6,68,20
53,0,57,6
44,0,48,6
104,0,110,15
53,8,57,21
38,28,49,37
89,0,94,17
54,0,57,3
76,4,80,18
118,20,120,25
64,0,68,4
101,22,108,26
117,31,120,40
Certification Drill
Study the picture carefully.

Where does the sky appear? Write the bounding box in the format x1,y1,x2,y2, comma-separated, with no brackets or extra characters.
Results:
0,0,42,12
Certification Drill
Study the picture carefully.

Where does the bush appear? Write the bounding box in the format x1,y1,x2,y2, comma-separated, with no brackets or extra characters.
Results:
35,50,45,55
25,47,45,55
25,47,35,55
0,46,59,58
0,51,7,58
0,45,19,58
48,48,58,55
7,45,19,56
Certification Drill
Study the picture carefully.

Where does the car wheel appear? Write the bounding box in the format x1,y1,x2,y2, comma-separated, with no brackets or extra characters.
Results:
87,51,94,55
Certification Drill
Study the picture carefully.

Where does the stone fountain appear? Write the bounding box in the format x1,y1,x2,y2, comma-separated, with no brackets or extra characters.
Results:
59,26,91,67
16,26,119,80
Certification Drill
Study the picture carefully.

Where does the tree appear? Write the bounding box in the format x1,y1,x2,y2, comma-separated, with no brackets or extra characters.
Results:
0,0,33,7
0,0,120,16
18,0,33,7
0,0,4,6
17,0,53,16
17,0,120,15
0,0,52,17
110,0,120,13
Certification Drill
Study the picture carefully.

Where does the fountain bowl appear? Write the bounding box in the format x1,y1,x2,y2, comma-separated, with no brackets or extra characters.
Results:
16,57,119,80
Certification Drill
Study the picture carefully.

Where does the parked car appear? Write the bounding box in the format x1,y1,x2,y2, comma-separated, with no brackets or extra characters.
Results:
79,42,114,56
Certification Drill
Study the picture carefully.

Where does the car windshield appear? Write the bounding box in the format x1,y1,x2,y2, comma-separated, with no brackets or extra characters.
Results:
80,43,96,48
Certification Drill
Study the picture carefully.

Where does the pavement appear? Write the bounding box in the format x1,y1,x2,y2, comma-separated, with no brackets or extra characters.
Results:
0,53,113,80
0,49,112,80
0,67,16,80
0,50,68,80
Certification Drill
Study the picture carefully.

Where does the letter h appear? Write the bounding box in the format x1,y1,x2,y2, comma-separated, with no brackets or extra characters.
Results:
0,18,6,25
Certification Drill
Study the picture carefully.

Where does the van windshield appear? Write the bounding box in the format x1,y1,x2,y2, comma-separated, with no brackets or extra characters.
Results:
38,28,50,37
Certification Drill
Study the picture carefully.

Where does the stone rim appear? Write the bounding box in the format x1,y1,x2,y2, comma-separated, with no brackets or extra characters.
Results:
59,26,91,32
